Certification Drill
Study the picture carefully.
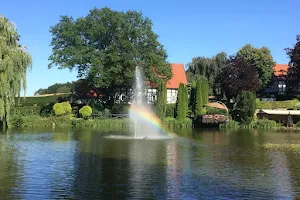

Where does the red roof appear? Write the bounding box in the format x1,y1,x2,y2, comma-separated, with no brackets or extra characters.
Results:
166,63,187,88
274,64,288,76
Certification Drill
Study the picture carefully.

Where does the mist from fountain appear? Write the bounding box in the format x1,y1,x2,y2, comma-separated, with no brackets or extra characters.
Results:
128,66,169,139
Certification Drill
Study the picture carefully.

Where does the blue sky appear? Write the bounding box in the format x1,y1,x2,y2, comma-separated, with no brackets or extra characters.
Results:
1,0,300,96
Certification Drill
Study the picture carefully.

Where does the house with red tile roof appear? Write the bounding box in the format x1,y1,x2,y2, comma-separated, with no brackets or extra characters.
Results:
274,64,289,77
264,64,289,95
146,63,187,104
73,63,188,104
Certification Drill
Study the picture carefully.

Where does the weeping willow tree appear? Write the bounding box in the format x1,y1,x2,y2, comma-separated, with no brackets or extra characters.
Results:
0,15,32,128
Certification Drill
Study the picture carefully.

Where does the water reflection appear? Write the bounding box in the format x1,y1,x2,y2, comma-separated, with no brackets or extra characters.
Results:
0,128,300,199
0,133,23,199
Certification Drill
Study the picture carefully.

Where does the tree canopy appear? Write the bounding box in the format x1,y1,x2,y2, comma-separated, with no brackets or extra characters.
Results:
186,52,227,95
49,7,172,90
236,44,275,88
286,35,300,95
217,56,261,100
232,91,256,124
34,82,75,95
0,15,32,128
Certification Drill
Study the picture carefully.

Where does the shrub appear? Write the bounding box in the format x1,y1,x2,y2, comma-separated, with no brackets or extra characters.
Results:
256,98,299,110
206,107,227,115
86,99,104,114
111,104,129,114
104,108,110,115
10,106,41,116
296,121,300,128
162,117,192,128
250,119,277,130
72,118,129,128
53,103,65,116
166,104,176,118
9,115,53,128
61,102,72,114
219,120,240,130
53,102,72,116
102,108,111,118
79,106,93,119
40,103,55,117
9,115,24,128
232,91,256,124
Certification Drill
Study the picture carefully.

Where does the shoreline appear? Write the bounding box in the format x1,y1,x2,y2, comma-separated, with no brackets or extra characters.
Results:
6,115,300,133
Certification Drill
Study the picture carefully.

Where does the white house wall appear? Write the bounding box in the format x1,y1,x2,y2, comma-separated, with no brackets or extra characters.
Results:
167,89,178,104
114,88,179,104
147,88,178,104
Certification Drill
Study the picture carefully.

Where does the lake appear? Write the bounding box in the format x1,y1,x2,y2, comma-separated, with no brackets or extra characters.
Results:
0,127,300,199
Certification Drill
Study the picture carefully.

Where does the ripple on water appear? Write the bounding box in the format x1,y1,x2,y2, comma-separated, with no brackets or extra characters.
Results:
1,130,300,199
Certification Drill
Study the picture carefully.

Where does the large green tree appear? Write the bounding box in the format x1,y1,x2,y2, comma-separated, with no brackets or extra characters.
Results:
217,56,261,100
49,7,172,92
186,52,227,95
286,35,300,95
0,15,32,128
236,44,275,88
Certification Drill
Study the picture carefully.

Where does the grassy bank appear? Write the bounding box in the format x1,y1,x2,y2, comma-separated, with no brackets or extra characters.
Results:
256,98,300,110
9,115,193,129
9,115,130,129
219,119,300,132
162,117,193,128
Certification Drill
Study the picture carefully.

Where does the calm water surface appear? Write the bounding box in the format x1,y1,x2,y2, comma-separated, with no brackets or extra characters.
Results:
1,128,300,199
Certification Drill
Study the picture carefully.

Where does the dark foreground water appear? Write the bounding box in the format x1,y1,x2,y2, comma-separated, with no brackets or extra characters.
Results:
1,128,300,199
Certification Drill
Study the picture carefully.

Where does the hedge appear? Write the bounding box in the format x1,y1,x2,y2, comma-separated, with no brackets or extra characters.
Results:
165,104,176,118
15,94,70,106
256,98,300,110
11,106,41,116
162,117,192,128
206,107,227,115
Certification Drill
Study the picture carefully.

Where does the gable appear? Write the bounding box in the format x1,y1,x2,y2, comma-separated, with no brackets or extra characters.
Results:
166,63,188,89
274,64,288,76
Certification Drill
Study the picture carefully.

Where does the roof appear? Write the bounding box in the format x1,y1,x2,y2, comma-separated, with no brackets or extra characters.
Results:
257,109,300,116
274,64,288,76
166,63,187,89
206,102,228,111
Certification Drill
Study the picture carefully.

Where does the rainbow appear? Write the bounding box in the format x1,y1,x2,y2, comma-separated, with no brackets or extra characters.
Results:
128,104,165,133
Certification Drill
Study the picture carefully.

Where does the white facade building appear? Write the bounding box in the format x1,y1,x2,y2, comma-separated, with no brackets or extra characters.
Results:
114,63,188,104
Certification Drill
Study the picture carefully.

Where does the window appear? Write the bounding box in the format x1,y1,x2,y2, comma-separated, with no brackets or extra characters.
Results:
167,89,178,103
147,88,157,104
278,81,286,93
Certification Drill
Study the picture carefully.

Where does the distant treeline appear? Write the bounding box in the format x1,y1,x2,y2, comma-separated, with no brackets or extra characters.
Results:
34,82,75,95
16,94,70,106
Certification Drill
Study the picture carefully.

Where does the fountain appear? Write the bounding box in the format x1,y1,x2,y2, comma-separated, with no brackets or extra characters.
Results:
128,66,170,139
105,66,172,140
